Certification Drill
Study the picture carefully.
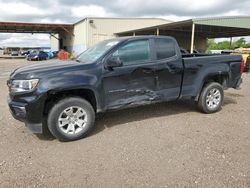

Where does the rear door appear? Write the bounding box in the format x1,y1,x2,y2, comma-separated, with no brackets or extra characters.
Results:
102,39,158,109
153,38,183,100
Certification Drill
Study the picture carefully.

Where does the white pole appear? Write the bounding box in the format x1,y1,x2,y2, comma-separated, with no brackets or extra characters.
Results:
191,23,195,53
133,32,135,36
156,28,159,36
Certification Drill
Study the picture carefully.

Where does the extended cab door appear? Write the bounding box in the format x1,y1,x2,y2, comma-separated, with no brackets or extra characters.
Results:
102,39,157,110
153,38,183,100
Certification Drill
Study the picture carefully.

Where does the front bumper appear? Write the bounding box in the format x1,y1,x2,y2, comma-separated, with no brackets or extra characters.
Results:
8,97,43,134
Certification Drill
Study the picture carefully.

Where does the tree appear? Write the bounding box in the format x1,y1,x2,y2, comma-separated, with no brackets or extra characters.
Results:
217,41,231,50
207,39,217,50
233,38,246,48
207,37,250,50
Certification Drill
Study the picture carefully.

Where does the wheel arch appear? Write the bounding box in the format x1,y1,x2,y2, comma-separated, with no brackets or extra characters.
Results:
195,73,228,101
43,88,98,116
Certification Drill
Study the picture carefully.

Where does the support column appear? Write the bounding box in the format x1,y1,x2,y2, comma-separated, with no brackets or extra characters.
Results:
230,37,233,49
133,32,136,36
156,28,159,36
190,23,195,53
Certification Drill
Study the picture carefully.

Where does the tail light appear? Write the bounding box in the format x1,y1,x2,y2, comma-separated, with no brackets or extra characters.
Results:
240,58,245,75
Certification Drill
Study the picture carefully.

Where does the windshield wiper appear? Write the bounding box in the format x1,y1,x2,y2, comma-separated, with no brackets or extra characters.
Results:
75,59,81,63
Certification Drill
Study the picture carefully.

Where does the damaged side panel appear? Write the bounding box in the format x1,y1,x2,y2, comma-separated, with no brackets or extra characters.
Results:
101,37,184,110
103,65,159,109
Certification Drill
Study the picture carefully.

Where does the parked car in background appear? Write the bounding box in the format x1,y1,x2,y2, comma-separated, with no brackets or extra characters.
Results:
52,51,59,57
221,50,234,54
27,51,48,61
46,51,54,59
21,51,30,56
7,36,246,141
11,51,19,56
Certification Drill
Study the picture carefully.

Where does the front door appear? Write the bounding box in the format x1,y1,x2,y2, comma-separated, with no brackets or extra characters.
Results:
102,39,157,110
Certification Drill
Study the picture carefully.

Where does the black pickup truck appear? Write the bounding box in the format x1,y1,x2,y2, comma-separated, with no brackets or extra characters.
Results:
7,36,245,141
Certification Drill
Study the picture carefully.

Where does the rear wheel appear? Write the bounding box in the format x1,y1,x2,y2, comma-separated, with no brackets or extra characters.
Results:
47,97,95,141
197,82,224,113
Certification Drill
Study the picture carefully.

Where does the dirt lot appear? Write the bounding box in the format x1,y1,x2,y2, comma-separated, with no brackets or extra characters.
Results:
0,59,249,187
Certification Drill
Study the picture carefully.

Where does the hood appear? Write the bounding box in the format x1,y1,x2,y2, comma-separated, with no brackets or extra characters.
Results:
10,60,93,80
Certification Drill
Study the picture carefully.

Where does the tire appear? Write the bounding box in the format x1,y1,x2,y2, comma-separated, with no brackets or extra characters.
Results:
47,97,95,141
197,82,224,114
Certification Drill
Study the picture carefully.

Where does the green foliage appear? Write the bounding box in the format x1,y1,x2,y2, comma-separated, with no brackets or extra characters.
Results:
207,37,250,50
234,38,246,48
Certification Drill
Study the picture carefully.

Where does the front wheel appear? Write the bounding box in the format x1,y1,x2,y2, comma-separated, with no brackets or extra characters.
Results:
47,97,95,141
197,82,224,113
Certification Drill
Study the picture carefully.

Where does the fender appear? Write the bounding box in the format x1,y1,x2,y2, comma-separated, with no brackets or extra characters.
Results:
35,72,103,118
181,62,230,99
194,64,230,100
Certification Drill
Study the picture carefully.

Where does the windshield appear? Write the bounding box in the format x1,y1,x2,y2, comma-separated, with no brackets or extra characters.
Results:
30,51,38,55
76,39,120,63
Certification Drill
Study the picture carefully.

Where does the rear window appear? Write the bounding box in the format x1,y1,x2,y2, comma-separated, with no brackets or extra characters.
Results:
155,38,176,60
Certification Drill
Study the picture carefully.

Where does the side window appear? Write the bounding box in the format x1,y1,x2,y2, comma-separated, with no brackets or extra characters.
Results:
155,38,176,60
112,40,150,65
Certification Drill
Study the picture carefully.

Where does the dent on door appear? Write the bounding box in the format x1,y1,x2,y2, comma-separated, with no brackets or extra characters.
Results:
103,65,159,110
103,38,160,109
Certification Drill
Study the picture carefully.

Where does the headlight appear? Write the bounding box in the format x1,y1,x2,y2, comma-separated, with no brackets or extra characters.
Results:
10,79,39,93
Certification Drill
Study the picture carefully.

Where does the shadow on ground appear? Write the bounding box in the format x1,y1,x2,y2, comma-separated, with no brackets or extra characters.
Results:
92,95,237,136
37,95,237,141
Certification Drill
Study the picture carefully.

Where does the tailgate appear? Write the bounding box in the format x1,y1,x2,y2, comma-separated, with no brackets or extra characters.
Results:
227,55,244,89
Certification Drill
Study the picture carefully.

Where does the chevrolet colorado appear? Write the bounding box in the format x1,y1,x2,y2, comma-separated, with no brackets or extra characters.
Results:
7,36,245,141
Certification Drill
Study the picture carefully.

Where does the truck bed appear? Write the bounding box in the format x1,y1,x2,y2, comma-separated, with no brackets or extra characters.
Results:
182,54,242,64
181,54,242,97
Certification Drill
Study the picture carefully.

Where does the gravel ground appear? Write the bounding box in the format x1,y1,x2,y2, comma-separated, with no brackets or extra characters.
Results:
0,59,249,188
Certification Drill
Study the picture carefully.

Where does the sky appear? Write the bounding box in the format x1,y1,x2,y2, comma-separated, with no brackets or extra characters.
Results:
0,0,250,47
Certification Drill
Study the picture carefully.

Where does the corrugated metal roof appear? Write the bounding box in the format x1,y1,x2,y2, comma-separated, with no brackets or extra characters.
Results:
115,16,250,38
193,16,250,29
74,17,171,26
0,21,73,34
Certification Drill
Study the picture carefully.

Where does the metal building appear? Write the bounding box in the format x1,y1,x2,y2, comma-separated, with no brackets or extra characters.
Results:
1,16,250,55
0,21,74,52
50,17,170,55
116,16,250,53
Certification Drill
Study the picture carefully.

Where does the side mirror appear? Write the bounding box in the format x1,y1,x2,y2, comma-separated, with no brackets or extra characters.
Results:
105,57,123,69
